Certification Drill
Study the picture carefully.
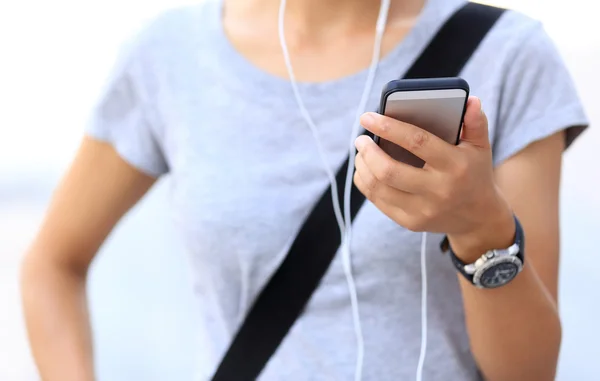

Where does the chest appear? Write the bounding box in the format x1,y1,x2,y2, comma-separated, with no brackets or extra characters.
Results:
157,78,359,274
152,56,504,287
222,17,415,83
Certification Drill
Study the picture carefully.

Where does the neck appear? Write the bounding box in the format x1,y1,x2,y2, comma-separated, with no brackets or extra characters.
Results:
281,0,384,30
225,0,425,35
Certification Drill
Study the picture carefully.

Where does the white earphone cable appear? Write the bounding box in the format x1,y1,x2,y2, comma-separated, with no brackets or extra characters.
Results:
343,0,391,233
277,1,346,239
278,2,429,381
416,232,428,381
340,2,391,381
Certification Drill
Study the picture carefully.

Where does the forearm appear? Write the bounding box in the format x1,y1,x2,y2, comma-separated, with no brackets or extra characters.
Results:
21,254,95,381
459,264,561,381
449,206,561,381
356,92,567,380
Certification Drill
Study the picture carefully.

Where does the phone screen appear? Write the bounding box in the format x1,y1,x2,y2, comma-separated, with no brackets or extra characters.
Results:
379,89,467,167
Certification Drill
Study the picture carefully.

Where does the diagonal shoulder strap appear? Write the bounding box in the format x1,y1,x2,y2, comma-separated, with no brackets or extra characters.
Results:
212,3,505,380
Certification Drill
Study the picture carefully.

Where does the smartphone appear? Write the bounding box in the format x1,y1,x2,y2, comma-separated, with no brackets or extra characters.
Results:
374,77,470,167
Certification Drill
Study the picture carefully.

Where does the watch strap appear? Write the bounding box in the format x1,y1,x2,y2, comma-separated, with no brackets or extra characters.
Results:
441,215,525,283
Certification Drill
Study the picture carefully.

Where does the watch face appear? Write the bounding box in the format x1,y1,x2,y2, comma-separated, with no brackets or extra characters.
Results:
479,262,520,288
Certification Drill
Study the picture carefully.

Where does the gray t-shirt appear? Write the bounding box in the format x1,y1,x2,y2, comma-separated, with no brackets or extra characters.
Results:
87,0,588,379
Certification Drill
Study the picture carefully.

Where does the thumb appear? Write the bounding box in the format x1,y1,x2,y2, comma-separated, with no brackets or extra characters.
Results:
460,96,490,148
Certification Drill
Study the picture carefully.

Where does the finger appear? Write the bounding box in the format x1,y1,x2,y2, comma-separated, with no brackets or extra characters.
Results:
355,135,430,194
353,171,420,226
360,112,453,168
352,169,408,205
459,96,490,148
352,157,418,210
353,151,383,200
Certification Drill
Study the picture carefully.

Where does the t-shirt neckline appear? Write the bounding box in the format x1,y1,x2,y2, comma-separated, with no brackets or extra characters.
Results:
207,0,468,97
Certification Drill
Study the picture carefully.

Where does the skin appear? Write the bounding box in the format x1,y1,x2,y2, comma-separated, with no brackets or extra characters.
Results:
356,97,563,381
21,138,157,380
21,0,562,380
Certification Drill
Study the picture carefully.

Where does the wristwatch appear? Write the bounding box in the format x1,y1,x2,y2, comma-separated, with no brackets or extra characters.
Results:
441,215,525,289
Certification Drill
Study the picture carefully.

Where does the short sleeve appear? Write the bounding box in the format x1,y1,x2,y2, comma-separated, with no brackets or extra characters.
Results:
85,31,169,178
492,23,589,166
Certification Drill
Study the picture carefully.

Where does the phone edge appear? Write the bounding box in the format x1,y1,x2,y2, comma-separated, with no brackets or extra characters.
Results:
375,77,470,147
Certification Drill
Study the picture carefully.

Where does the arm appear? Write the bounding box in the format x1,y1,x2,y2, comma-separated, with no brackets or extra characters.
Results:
355,96,574,381
20,137,157,381
452,131,564,381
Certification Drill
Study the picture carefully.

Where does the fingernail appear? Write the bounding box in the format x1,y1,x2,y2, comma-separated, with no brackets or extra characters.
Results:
355,135,369,151
360,112,376,127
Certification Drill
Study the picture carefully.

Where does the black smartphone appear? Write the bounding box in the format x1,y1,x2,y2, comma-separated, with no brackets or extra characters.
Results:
374,77,470,167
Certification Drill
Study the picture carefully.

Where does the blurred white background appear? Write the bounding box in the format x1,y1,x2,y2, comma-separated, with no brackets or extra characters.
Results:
0,0,598,380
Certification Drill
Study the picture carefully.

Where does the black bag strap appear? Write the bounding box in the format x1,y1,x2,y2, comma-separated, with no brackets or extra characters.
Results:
212,3,505,380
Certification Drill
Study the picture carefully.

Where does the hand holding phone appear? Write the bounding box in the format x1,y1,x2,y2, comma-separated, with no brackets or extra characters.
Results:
374,77,469,167
355,89,514,250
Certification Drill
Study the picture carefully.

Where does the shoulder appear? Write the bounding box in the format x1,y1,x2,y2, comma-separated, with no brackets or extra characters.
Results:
120,1,218,64
491,8,544,42
106,0,220,97
472,8,556,71
463,6,588,163
458,6,571,102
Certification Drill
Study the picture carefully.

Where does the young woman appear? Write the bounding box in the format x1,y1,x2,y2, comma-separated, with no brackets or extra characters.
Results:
21,0,588,380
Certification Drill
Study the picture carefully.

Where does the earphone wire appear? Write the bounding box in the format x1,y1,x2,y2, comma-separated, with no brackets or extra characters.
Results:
277,0,345,239
416,232,429,381
278,1,391,381
341,1,391,381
